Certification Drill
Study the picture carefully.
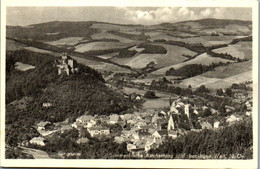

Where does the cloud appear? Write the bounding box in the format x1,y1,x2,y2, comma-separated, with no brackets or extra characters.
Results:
119,7,252,25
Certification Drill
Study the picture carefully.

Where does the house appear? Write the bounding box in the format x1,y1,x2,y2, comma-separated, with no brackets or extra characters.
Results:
226,115,242,124
114,136,125,144
200,122,212,129
159,110,167,116
76,115,95,124
138,131,151,139
109,114,125,125
61,125,73,133
145,138,160,152
29,137,46,146
214,121,220,128
170,102,179,114
138,125,153,132
168,130,178,139
88,126,110,137
76,138,89,144
246,111,252,116
42,102,52,107
127,143,137,152
71,121,84,129
157,130,168,138
37,121,51,130
193,109,199,115
225,105,235,113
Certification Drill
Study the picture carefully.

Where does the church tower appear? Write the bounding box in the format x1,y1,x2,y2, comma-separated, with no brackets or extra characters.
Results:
185,104,189,119
167,115,175,131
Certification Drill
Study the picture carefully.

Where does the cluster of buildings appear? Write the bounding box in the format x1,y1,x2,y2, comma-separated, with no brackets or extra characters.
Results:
27,93,251,155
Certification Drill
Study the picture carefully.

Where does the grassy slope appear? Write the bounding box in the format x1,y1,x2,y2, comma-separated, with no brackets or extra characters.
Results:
152,53,233,76
202,61,252,79
125,44,196,69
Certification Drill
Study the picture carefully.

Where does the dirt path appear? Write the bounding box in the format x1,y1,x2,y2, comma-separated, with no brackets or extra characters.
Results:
18,146,53,159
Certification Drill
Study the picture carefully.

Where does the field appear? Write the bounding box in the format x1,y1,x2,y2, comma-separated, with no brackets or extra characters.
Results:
152,53,233,76
180,75,222,88
205,71,252,89
125,44,196,69
201,35,237,44
74,42,131,53
90,23,141,32
91,32,134,43
149,33,183,42
142,98,170,109
23,47,54,54
96,52,119,60
15,62,35,71
212,42,252,60
87,63,131,73
181,69,252,89
202,61,252,79
180,37,212,47
46,37,85,46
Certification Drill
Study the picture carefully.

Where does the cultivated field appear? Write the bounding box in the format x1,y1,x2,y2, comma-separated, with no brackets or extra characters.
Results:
180,75,221,88
23,47,53,54
213,42,252,60
142,97,170,109
74,42,131,53
91,32,134,43
205,71,252,89
46,37,85,46
152,53,233,76
88,63,131,73
96,52,119,60
126,44,196,69
149,33,183,41
202,61,252,79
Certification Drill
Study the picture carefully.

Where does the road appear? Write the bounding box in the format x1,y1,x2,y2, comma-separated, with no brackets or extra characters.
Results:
18,146,53,159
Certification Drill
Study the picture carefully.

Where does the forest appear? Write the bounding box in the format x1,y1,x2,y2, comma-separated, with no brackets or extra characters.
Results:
5,49,134,150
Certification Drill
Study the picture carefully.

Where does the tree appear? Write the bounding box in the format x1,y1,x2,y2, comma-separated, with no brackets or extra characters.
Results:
225,88,232,97
195,85,209,93
216,89,224,96
144,90,157,99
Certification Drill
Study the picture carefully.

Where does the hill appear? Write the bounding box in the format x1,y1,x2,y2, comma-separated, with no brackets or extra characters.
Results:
6,49,132,117
202,61,252,79
151,53,233,76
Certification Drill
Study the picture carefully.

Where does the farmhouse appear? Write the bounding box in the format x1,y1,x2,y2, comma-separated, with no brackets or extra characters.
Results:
88,126,110,137
29,137,46,146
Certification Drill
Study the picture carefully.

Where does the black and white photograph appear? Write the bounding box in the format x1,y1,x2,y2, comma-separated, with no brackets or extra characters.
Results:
0,0,258,168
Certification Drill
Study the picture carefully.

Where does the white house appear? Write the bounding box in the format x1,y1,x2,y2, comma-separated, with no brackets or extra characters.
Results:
88,126,110,137
214,121,220,128
29,137,46,146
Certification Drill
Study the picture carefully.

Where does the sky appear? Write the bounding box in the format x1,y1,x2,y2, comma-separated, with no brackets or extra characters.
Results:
6,7,252,26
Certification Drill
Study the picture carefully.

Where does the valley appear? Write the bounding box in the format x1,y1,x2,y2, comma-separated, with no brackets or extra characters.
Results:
5,18,253,159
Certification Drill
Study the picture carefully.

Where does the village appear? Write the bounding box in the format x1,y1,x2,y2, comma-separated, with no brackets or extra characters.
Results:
16,53,252,158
